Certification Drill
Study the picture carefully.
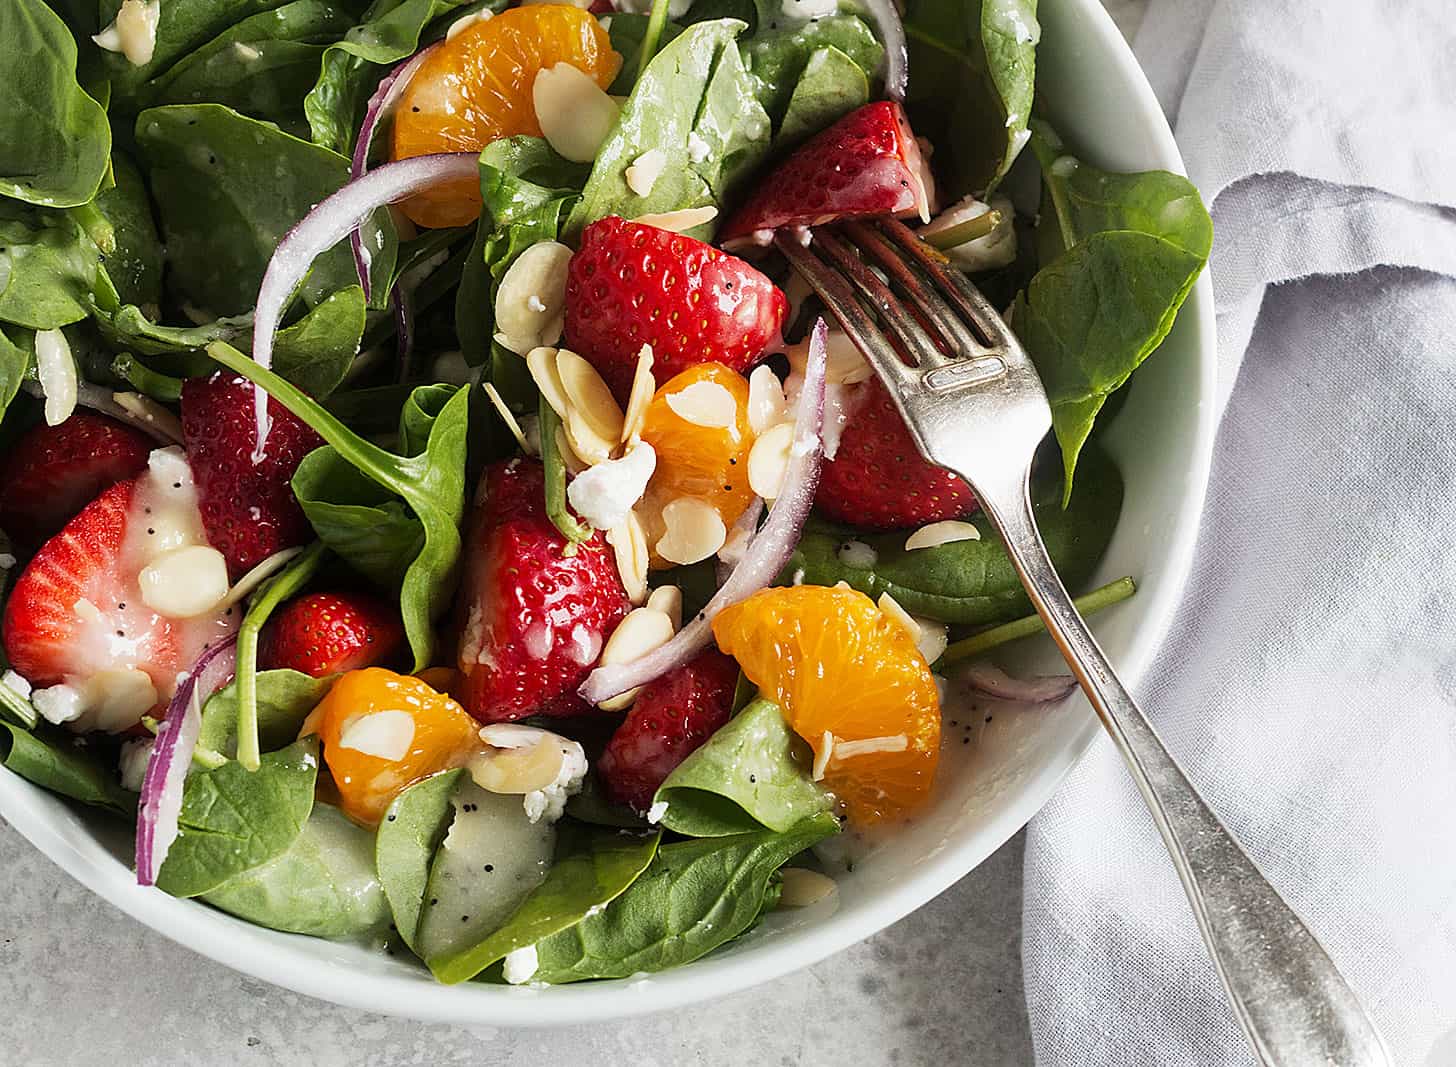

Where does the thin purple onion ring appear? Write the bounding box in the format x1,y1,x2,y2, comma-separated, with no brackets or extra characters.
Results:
247,152,479,459
962,662,1076,704
135,634,239,886
350,45,438,300
859,0,908,103
580,319,830,705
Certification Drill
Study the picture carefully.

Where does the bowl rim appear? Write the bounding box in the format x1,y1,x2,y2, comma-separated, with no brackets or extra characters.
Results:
0,0,1219,1027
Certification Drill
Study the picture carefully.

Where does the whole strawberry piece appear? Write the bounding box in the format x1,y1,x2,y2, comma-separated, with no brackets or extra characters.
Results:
597,648,739,813
262,591,405,678
0,413,152,546
181,371,323,579
456,459,631,723
720,101,931,247
563,216,787,400
816,379,978,529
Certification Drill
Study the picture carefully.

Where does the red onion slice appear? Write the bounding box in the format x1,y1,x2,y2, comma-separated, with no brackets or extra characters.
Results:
859,0,908,103
962,662,1076,704
135,635,238,886
580,320,829,705
350,45,437,300
248,152,479,459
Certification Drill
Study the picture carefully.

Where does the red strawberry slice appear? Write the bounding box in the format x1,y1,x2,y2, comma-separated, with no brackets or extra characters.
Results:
720,101,932,247
563,216,787,400
816,378,978,529
2,477,237,733
0,413,152,546
181,371,323,579
456,459,631,723
597,648,739,813
263,591,405,678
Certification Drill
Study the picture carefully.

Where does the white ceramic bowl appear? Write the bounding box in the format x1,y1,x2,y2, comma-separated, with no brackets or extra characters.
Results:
0,0,1216,1025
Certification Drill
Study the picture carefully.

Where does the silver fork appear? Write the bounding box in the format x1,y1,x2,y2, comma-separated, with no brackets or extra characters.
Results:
777,219,1392,1067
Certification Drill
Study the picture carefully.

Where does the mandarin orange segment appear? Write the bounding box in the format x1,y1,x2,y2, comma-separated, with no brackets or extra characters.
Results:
390,5,620,227
712,585,941,824
639,363,756,566
307,667,482,826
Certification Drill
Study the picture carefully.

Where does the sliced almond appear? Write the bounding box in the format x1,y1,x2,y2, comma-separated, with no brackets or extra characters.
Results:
747,422,795,500
137,545,229,618
555,425,589,475
914,617,949,664
556,349,624,443
904,520,982,551
594,606,675,710
495,242,571,353
337,710,416,761
445,7,492,38
606,509,650,605
620,344,656,444
831,734,909,761
811,731,834,782
665,379,737,431
631,206,718,233
777,867,837,908
655,497,726,566
526,346,569,418
747,364,788,435
625,148,667,197
645,584,682,631
564,407,616,466
112,391,184,443
876,592,920,642
533,63,619,163
469,737,565,795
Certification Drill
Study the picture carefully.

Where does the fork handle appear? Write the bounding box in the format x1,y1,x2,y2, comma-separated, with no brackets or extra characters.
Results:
973,469,1392,1067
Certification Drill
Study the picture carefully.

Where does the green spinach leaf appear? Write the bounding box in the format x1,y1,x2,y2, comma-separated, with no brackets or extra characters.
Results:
785,447,1122,622
303,0,488,155
566,19,770,242
0,721,132,814
1017,121,1212,494
430,825,660,984
0,204,101,331
0,0,112,208
136,103,367,315
141,0,356,121
375,767,465,953
272,285,367,397
202,802,391,937
210,344,469,669
528,812,839,982
0,327,35,428
458,137,586,369
903,0,1038,196
93,154,163,310
775,44,869,150
156,737,319,898
605,13,684,94
656,698,829,837
197,668,336,758
739,13,882,128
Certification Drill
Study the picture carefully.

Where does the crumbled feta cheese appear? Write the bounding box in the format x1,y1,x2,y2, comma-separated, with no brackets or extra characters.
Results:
565,441,656,530
646,800,669,824
119,738,154,792
836,540,877,568
474,725,588,824
502,944,539,985
32,684,84,726
781,0,838,19
522,737,587,823
2,670,32,700
625,149,668,197
686,132,711,164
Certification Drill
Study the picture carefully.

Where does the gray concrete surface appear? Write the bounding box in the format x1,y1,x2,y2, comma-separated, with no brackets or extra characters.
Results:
0,3,1149,1064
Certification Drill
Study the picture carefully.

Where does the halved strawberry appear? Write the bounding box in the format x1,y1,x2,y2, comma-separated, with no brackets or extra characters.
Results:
597,648,739,813
719,101,932,247
262,591,405,678
456,459,631,723
2,473,238,733
563,216,787,400
181,371,323,579
816,378,978,529
0,413,152,546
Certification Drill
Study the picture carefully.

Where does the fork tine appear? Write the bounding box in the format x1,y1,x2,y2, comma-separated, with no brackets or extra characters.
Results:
773,234,916,391
811,229,949,369
874,218,1016,350
841,220,996,361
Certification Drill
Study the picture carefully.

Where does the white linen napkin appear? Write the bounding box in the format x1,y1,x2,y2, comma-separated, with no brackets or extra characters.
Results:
1020,2,1456,1064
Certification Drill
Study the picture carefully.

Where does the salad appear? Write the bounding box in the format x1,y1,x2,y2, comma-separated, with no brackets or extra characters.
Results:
0,0,1209,985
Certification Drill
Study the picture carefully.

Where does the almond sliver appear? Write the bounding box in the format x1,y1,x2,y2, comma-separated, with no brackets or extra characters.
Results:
557,348,624,442
620,344,656,445
526,346,569,418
